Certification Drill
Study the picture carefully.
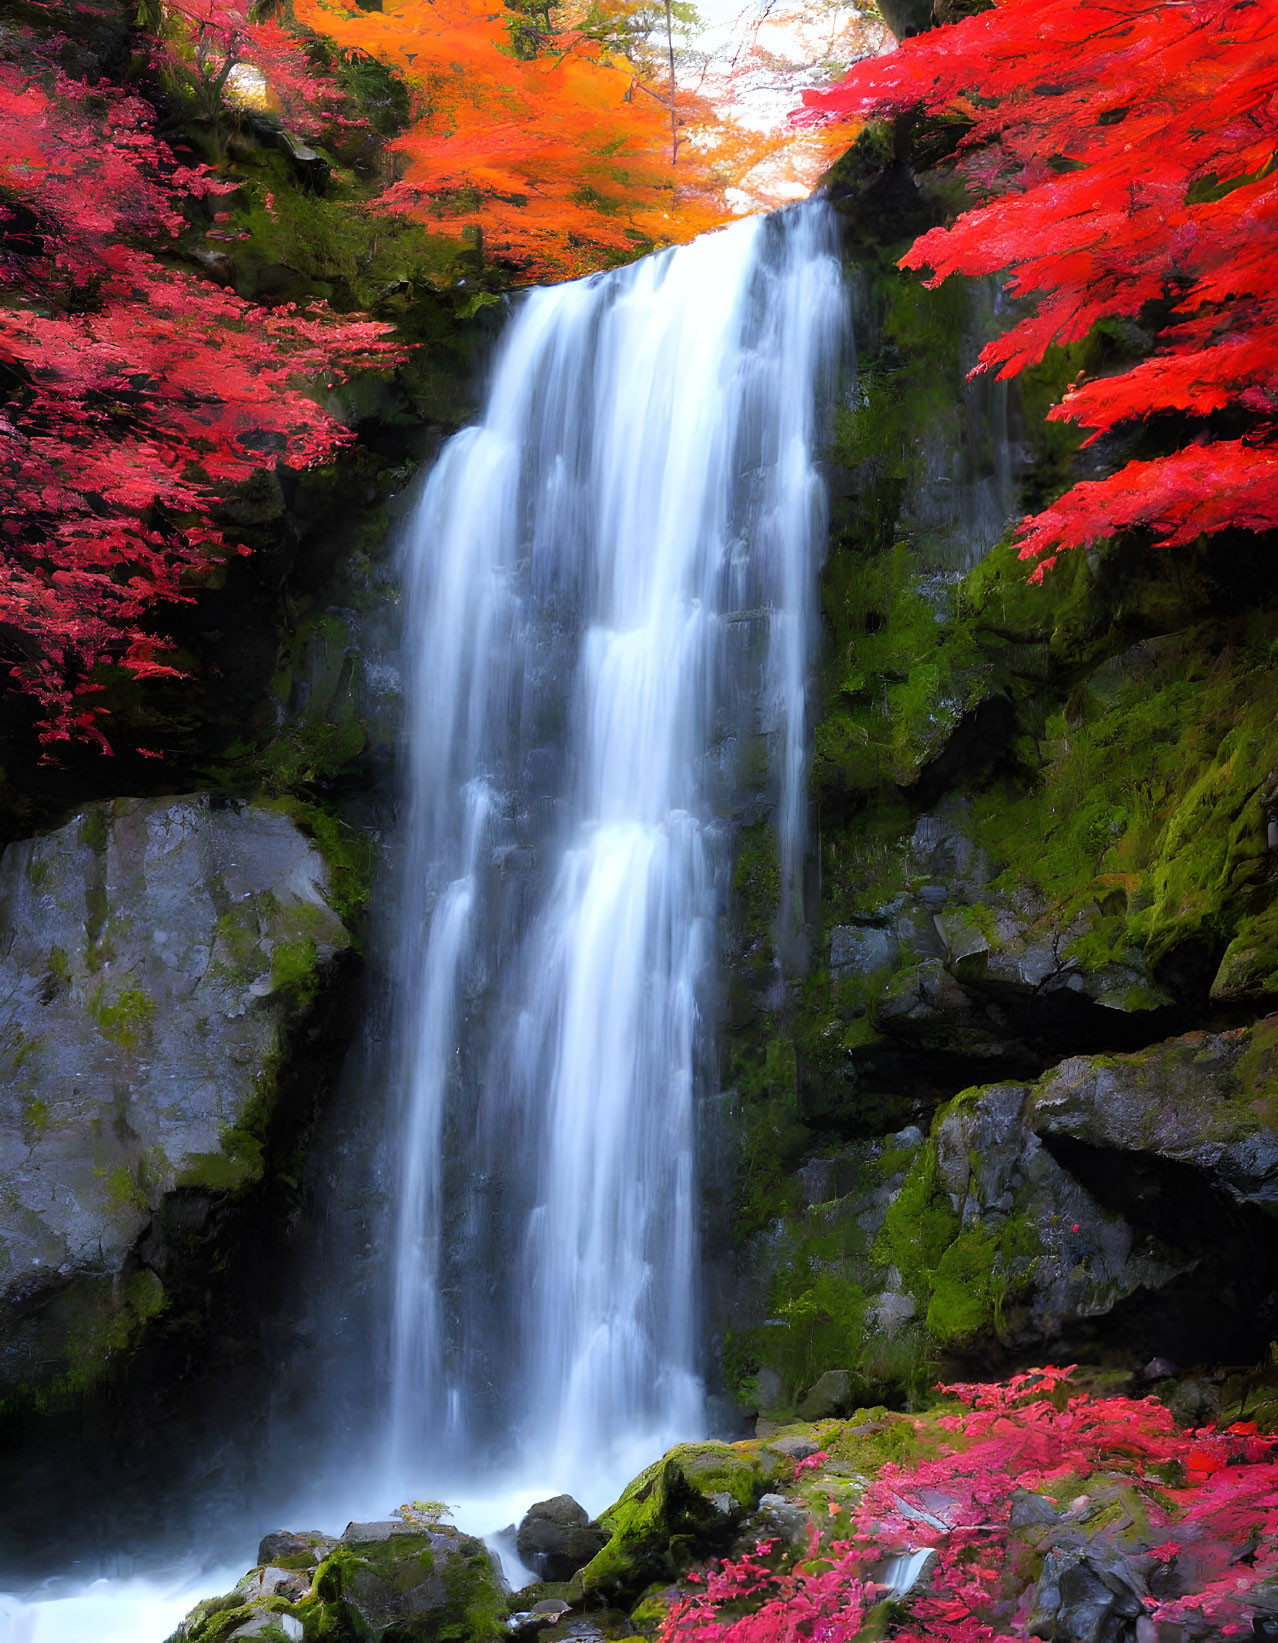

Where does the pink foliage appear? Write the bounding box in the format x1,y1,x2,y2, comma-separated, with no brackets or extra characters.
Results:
660,1369,1278,1643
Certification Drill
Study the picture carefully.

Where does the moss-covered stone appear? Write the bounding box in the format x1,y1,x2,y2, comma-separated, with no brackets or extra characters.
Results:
169,1519,506,1643
0,796,351,1417
581,1442,788,1603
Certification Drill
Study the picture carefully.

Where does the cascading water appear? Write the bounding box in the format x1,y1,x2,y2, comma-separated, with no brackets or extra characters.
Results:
384,200,846,1506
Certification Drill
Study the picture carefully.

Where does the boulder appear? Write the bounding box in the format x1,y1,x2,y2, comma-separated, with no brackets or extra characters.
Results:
733,1016,1278,1411
581,1440,788,1602
257,1530,338,1569
167,1516,506,1642
0,795,350,1405
797,1369,862,1421
315,1520,506,1640
515,1495,608,1581
1029,1016,1278,1208
880,1015,1278,1359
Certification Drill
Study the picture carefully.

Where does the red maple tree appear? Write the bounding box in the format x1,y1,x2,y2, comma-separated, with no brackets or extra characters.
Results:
799,0,1278,579
154,0,364,142
0,40,398,749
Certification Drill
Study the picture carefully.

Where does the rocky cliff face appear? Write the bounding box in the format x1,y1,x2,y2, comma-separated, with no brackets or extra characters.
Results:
0,794,351,1410
716,118,1278,1422
0,795,363,1563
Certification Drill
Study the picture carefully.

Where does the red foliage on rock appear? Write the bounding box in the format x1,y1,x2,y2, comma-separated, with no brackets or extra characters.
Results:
661,1368,1278,1643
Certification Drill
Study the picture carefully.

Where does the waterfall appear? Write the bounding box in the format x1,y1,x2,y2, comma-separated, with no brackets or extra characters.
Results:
385,201,846,1503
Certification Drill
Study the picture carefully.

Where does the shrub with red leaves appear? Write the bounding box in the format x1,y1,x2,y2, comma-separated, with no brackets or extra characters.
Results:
661,1368,1278,1643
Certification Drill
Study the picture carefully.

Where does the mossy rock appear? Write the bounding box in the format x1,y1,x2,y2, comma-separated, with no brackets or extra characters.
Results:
171,1521,507,1642
0,795,351,1415
304,1521,506,1641
581,1441,786,1603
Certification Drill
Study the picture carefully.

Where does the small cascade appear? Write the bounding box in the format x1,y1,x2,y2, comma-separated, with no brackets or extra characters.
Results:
386,201,846,1502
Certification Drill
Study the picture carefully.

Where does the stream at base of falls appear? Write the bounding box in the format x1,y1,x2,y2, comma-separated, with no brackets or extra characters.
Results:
0,201,846,1641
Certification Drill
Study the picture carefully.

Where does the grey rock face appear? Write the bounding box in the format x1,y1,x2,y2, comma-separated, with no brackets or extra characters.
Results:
796,1368,861,1420
931,1084,1188,1346
1030,1020,1278,1208
516,1495,609,1582
0,795,349,1400
830,923,900,980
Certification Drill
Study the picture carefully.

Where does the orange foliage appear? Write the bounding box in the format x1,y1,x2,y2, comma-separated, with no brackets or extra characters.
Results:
295,0,743,280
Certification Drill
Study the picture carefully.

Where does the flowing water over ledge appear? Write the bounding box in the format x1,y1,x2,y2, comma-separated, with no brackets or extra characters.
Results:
380,200,846,1505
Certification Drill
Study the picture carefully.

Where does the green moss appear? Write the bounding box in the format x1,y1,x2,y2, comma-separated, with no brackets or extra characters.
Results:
21,1096,49,1138
105,1164,148,1215
90,985,154,1049
80,808,109,853
302,1529,505,1642
8,1267,172,1419
179,1596,257,1643
583,1443,778,1603
874,1145,960,1303
175,1142,263,1195
1213,902,1278,1000
270,798,376,933
871,1105,1042,1352
1235,1013,1278,1129
729,1085,809,1242
269,936,320,1008
925,1225,999,1345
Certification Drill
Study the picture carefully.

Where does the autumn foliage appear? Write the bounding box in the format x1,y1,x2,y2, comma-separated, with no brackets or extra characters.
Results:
800,0,1278,579
0,37,397,748
155,0,363,140
294,0,738,280
660,1368,1278,1643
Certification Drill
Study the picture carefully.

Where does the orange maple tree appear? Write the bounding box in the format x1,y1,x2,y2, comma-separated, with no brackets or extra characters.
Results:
294,0,740,280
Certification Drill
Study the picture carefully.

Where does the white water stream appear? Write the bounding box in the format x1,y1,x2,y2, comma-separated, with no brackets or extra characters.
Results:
383,200,845,1505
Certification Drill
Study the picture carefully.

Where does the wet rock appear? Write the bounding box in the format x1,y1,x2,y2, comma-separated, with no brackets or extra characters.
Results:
168,1516,506,1642
1009,1488,1061,1529
923,1080,1188,1348
248,261,315,306
830,922,899,979
227,1616,304,1639
516,1495,609,1582
216,466,286,526
189,245,236,286
256,1530,336,1569
796,1368,862,1420
767,1434,820,1460
1029,1018,1278,1209
318,1519,506,1638
1028,1547,1147,1643
581,1441,786,1603
1156,1377,1222,1429
0,795,350,1405
278,130,330,191
866,1288,916,1334
740,1492,810,1549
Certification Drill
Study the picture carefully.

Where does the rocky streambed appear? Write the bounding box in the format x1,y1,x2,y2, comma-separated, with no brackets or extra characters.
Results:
165,1366,1278,1641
